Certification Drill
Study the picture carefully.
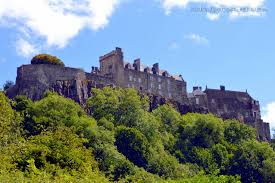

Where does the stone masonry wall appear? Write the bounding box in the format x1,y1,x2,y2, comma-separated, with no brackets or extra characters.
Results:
6,48,271,141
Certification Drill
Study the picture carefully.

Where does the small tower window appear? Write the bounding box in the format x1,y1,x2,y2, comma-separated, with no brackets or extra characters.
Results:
108,65,112,73
158,84,162,90
196,98,199,105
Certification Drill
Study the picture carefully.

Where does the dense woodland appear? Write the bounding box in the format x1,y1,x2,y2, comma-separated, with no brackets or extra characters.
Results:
0,87,275,183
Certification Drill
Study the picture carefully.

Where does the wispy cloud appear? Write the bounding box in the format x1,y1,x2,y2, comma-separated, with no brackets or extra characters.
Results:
162,0,266,19
262,101,275,135
206,13,220,21
168,42,180,50
184,33,209,45
0,0,121,54
15,38,39,58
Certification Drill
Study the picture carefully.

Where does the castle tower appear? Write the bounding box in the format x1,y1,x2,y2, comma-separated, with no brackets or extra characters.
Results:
99,47,125,85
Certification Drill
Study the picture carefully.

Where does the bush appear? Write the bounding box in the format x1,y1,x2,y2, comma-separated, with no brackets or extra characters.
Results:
31,54,64,66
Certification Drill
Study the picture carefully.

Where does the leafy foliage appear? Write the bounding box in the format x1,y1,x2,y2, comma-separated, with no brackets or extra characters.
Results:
0,87,274,183
31,54,64,66
115,126,150,168
3,80,15,91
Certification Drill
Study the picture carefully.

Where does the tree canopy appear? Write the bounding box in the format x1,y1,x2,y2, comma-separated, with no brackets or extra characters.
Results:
31,54,65,66
0,88,274,183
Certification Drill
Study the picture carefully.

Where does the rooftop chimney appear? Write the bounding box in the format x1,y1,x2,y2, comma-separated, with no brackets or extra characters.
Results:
152,63,159,75
133,58,141,71
220,85,225,91
193,86,202,91
115,47,122,52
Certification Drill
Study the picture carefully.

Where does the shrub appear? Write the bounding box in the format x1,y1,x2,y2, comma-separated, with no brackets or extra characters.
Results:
31,54,64,66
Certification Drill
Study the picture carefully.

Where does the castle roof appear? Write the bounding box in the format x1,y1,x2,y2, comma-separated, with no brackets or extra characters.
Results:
123,61,183,81
205,88,252,99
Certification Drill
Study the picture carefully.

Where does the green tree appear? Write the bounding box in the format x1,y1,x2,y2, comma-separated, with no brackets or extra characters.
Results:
116,88,149,127
210,144,229,173
25,92,97,139
224,119,256,144
86,87,121,121
13,95,33,113
152,104,182,150
180,113,224,148
3,80,14,91
31,54,64,66
0,92,20,146
229,140,275,183
14,126,109,182
153,104,182,134
115,126,150,168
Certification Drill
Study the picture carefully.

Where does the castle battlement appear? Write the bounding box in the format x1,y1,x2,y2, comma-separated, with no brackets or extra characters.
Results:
7,48,271,141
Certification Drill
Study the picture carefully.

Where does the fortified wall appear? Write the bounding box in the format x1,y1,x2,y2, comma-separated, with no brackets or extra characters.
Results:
7,47,271,141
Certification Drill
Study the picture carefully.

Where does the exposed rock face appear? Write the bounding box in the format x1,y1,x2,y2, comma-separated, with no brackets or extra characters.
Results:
7,64,113,105
7,48,271,141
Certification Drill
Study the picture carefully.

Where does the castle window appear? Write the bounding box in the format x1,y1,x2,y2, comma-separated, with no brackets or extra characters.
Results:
158,77,161,82
108,65,112,73
167,85,171,92
158,84,162,90
196,98,199,105
152,68,157,74
168,93,172,98
129,75,133,81
138,78,141,83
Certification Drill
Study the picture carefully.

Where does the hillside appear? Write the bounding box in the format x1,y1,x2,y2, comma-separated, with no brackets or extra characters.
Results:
0,87,274,183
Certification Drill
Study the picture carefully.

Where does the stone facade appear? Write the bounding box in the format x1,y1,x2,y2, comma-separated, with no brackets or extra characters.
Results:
99,48,187,103
7,47,271,141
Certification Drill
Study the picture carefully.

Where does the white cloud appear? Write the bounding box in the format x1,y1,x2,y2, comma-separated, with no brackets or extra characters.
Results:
162,0,266,19
15,38,39,58
184,33,209,45
206,13,220,21
262,101,275,134
0,0,120,51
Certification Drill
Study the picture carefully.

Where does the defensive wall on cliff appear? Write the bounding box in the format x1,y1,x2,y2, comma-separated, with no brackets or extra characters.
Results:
6,48,271,141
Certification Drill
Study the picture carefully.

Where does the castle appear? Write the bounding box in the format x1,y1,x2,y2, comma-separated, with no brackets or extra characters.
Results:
7,47,271,141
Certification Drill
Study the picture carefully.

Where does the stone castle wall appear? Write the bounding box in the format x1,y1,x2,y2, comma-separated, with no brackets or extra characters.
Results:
99,47,187,103
7,48,271,141
122,68,187,103
12,64,86,101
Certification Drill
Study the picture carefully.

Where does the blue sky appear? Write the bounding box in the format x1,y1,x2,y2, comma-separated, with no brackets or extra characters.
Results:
0,0,274,131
